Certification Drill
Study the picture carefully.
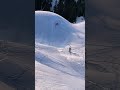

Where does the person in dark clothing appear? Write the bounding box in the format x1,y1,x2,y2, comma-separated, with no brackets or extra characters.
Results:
69,46,72,54
55,22,59,26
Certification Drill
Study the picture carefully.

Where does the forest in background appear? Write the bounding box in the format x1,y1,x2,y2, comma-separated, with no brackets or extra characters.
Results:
35,0,85,22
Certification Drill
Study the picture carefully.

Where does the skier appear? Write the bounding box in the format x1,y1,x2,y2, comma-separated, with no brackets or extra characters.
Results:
55,22,59,27
55,22,59,26
69,46,72,55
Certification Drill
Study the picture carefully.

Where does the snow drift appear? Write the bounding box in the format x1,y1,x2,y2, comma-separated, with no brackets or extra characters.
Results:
35,11,84,47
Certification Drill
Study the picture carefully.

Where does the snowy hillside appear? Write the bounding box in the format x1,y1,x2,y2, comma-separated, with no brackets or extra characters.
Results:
35,11,85,90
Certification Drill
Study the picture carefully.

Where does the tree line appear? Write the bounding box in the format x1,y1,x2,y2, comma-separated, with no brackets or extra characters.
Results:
35,0,85,22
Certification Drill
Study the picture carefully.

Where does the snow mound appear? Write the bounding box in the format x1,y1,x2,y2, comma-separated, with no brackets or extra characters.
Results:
35,11,85,90
35,11,84,47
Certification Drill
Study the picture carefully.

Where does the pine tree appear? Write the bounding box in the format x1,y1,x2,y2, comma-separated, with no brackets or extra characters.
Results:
42,0,52,11
64,0,77,22
35,0,85,22
55,0,65,17
35,0,42,10
54,0,58,12
77,0,85,17
35,0,52,11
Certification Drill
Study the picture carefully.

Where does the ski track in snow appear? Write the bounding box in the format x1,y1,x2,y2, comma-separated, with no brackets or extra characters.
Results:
35,11,85,90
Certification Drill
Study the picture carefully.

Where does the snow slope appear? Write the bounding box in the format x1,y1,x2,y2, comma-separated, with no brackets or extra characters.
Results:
35,11,85,90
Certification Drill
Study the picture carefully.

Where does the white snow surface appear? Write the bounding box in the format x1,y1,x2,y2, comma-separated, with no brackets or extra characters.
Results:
35,11,85,90
76,16,85,23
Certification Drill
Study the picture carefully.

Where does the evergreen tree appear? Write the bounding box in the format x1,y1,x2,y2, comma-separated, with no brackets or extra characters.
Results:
35,0,42,10
43,0,52,11
35,0,52,11
55,0,65,17
54,0,58,12
77,0,85,17
64,0,77,22
35,0,85,22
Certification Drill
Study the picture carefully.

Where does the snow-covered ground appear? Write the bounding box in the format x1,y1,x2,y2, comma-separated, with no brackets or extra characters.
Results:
35,11,85,90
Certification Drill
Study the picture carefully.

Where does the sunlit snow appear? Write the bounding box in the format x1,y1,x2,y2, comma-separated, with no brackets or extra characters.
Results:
35,11,85,90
